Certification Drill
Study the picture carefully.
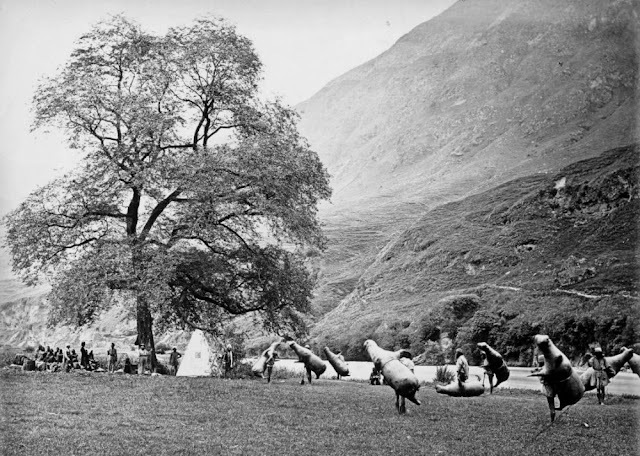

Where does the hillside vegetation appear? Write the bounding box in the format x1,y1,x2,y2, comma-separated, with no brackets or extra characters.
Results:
312,145,639,362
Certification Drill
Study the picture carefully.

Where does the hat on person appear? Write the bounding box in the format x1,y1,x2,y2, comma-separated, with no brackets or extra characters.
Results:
593,347,603,357
455,348,464,357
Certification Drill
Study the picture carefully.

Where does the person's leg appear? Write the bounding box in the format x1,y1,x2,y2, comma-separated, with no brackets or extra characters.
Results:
546,396,556,422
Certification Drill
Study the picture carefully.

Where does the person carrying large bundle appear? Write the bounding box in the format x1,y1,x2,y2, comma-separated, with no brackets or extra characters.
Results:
587,347,610,405
455,348,469,386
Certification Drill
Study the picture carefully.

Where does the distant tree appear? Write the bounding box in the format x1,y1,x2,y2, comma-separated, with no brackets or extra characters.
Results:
3,16,331,368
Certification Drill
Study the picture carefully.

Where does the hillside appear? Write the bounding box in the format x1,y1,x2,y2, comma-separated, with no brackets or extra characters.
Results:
311,145,640,361
300,0,639,318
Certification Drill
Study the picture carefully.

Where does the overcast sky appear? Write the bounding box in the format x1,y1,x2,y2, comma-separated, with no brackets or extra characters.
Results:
0,0,456,213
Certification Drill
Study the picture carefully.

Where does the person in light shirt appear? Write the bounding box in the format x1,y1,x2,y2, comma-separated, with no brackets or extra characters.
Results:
455,348,469,386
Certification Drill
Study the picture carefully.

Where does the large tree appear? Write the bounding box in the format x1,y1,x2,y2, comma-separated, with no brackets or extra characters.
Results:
4,16,330,365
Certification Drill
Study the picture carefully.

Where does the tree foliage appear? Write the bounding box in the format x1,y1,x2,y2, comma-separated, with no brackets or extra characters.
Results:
4,15,331,354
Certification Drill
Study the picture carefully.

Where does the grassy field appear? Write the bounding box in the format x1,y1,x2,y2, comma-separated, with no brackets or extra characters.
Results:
0,370,638,455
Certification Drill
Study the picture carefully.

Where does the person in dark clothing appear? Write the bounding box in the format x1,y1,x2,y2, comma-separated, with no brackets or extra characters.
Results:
123,355,133,374
80,342,89,369
370,367,382,385
169,348,181,375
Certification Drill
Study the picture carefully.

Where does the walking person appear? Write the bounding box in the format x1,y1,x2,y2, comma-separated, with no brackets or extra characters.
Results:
169,348,181,375
480,351,495,393
588,347,610,405
265,351,278,383
335,351,346,380
107,343,118,373
455,348,469,387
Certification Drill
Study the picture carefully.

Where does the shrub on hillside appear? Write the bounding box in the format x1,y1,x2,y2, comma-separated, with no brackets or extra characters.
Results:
414,341,446,365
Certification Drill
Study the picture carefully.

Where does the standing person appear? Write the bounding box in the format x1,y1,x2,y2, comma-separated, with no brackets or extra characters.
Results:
63,345,72,372
169,348,181,376
455,348,469,387
300,344,313,385
265,351,278,383
335,351,346,380
588,347,610,405
80,342,89,369
480,352,495,393
107,343,118,373
138,344,149,375
222,344,234,378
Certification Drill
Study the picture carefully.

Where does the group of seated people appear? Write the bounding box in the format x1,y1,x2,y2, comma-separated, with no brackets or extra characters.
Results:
18,342,100,372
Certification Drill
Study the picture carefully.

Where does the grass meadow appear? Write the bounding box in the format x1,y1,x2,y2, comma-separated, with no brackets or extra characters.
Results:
0,369,638,456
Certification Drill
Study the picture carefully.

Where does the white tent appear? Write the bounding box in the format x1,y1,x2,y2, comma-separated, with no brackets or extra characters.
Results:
176,329,221,377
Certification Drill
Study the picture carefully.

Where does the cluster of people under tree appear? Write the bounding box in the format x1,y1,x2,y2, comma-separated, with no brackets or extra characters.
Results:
16,341,100,372
13,340,185,376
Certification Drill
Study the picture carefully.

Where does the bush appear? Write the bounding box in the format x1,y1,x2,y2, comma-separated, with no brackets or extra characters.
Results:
415,340,447,365
433,365,455,384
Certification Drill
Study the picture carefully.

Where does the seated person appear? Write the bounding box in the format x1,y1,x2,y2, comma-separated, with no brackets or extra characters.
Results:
370,367,382,385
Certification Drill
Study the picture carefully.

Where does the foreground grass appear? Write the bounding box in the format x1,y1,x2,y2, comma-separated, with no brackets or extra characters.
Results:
0,370,638,456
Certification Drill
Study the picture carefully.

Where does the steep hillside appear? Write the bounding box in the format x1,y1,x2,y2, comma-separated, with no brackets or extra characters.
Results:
300,0,639,317
311,145,640,361
300,0,637,206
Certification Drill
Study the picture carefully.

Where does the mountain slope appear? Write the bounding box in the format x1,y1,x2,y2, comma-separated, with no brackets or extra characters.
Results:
311,144,639,360
299,0,638,208
299,0,639,319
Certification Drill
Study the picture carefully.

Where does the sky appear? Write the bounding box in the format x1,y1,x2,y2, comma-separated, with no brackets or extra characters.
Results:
0,0,456,214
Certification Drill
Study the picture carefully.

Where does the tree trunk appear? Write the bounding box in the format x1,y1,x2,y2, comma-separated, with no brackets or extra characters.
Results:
136,295,157,370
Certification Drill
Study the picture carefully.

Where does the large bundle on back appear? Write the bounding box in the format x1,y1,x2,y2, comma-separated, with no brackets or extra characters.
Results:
323,347,349,377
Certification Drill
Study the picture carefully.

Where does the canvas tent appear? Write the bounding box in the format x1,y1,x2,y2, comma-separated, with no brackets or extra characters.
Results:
176,330,221,377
